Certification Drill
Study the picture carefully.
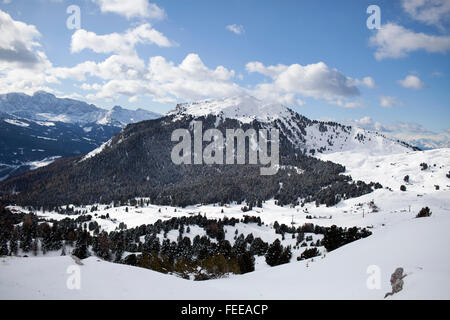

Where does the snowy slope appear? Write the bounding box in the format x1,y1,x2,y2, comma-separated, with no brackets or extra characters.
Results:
1,149,449,299
169,95,292,124
168,95,415,156
318,148,450,192
1,209,449,299
12,149,449,232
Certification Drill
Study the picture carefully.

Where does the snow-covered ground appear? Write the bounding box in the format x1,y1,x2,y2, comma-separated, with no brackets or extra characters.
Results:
1,209,448,299
1,148,449,299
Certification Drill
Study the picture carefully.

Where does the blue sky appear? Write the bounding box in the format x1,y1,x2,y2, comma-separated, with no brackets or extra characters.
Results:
0,0,449,148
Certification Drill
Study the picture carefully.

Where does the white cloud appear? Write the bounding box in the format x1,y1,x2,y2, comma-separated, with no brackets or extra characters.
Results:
0,9,377,109
398,75,426,89
51,54,146,82
361,76,376,88
355,116,373,125
0,10,57,94
91,0,166,20
82,53,243,102
329,99,364,108
370,23,450,60
0,10,48,69
246,61,369,106
71,24,176,55
226,24,245,35
349,76,376,88
250,83,306,106
431,71,444,77
145,54,243,101
380,96,403,107
401,0,450,28
0,67,58,95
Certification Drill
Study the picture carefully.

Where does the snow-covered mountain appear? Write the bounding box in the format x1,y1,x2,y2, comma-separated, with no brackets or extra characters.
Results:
0,111,121,180
169,96,418,156
0,95,420,207
98,105,161,127
0,91,161,180
168,95,293,123
0,91,160,127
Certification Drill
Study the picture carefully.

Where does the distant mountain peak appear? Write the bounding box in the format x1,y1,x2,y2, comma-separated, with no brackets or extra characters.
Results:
0,91,160,127
33,90,55,97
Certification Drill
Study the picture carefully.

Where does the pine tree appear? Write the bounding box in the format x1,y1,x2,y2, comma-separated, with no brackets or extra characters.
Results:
299,247,320,260
237,251,255,274
32,239,39,256
20,216,34,253
9,229,19,256
0,236,8,256
61,241,66,256
250,237,268,256
40,223,51,254
96,234,111,261
72,230,90,259
416,207,432,218
280,246,292,264
265,239,283,267
114,240,124,262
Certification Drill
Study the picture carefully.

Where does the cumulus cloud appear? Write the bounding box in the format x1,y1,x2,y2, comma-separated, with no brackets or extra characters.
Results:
398,75,427,89
71,24,176,55
91,0,166,20
0,67,58,95
348,76,376,88
0,9,377,109
144,54,243,101
380,96,403,107
328,99,364,108
81,53,243,102
0,10,48,68
370,23,450,60
226,24,245,35
249,83,306,106
401,0,450,28
0,10,57,94
246,61,364,104
51,54,147,82
78,54,356,106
